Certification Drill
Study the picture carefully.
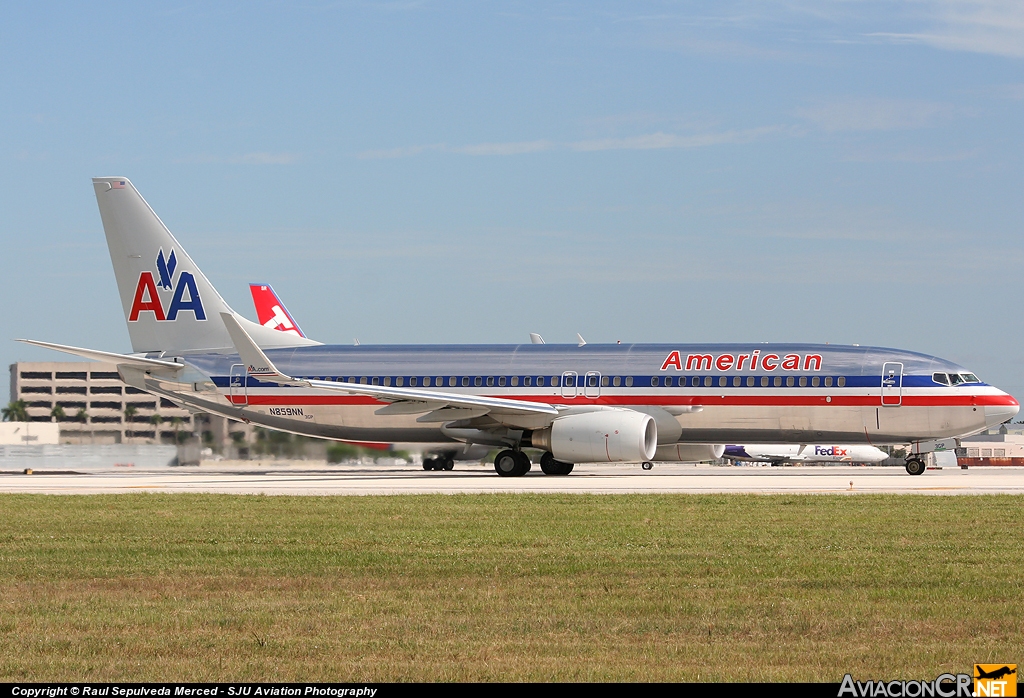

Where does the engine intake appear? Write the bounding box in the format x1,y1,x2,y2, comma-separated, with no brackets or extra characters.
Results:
531,410,657,463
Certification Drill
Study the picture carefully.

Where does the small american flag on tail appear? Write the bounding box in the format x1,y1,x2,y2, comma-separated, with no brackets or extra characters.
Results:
112,180,126,189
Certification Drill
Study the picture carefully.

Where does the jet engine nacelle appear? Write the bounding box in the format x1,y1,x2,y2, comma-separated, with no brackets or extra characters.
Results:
531,409,657,463
654,443,726,462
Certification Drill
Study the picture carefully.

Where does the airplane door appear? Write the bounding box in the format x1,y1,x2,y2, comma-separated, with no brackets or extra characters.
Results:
881,362,903,406
230,364,248,406
584,371,601,399
561,371,578,399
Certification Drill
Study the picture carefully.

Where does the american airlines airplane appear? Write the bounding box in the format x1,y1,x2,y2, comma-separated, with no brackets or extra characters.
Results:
20,178,1019,478
724,444,889,466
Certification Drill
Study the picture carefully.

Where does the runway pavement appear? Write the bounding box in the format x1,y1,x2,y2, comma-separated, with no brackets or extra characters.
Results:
1,461,1023,495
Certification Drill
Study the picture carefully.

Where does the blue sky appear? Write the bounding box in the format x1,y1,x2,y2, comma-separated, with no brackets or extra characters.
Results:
2,2,1023,401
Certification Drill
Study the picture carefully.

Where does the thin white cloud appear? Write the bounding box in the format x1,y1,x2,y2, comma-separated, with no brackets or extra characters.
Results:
795,98,956,132
570,127,781,151
356,126,781,160
173,152,300,165
451,140,553,156
840,147,980,163
868,0,1024,58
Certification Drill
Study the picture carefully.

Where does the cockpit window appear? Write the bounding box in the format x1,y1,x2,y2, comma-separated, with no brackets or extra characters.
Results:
948,373,965,386
961,373,980,384
932,372,949,385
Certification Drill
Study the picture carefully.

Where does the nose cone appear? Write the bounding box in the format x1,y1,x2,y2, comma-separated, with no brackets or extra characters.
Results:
985,395,1020,428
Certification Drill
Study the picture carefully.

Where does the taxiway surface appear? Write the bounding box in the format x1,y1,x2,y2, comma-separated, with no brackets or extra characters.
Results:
1,462,1022,495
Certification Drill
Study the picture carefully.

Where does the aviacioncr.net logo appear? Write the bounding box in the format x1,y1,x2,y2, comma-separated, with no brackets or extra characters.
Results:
128,248,206,321
839,673,972,697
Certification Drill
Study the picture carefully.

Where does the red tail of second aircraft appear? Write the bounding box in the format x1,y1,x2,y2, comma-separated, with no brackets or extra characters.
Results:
249,283,306,338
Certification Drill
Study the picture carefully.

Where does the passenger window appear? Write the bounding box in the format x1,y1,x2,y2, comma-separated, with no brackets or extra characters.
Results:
811,377,820,387
774,376,782,387
510,376,518,386
824,376,833,387
602,376,609,387
474,376,483,387
409,377,417,387
651,377,659,387
525,376,532,386
461,376,469,387
625,376,633,387
537,377,545,386
799,377,807,387
613,376,621,387
786,376,794,387
498,376,506,387
447,377,455,387
383,377,391,386
746,376,755,387
837,376,846,387
486,376,494,387
359,377,368,385
760,377,768,387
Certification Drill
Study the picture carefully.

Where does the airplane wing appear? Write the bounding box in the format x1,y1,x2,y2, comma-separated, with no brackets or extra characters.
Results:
16,339,185,370
220,313,559,419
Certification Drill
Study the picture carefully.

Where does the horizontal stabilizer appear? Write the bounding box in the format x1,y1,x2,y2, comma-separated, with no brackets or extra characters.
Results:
16,339,184,370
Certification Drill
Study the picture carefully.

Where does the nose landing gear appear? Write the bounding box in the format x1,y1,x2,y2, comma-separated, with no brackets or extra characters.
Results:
540,452,573,475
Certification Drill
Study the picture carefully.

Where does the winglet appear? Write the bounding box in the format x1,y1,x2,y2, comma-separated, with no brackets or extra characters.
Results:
576,333,587,347
220,312,306,385
529,333,545,345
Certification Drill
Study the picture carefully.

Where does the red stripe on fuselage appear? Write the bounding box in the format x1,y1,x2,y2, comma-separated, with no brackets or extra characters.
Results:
226,393,1018,408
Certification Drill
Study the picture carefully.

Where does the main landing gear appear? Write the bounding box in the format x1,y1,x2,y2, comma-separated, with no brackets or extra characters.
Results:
494,449,532,477
641,461,654,471
494,450,574,477
422,455,455,471
904,458,926,476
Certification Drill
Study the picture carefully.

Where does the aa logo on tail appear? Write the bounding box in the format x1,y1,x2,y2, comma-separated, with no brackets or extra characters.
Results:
129,248,206,322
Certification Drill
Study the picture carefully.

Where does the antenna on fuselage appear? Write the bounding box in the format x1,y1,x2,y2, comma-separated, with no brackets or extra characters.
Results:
529,333,545,344
576,333,587,347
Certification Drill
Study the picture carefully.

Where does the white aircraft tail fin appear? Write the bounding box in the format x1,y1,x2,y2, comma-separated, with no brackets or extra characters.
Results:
92,177,319,353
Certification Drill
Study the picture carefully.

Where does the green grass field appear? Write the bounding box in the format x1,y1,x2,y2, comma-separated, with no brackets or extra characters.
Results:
0,493,1021,682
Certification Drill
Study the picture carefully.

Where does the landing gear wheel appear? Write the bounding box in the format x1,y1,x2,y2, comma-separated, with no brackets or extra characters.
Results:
905,458,926,476
422,458,435,471
540,452,573,475
494,449,529,477
442,456,455,471
641,461,654,471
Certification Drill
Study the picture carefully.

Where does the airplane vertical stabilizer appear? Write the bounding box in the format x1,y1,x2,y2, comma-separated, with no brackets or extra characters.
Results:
92,177,319,353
